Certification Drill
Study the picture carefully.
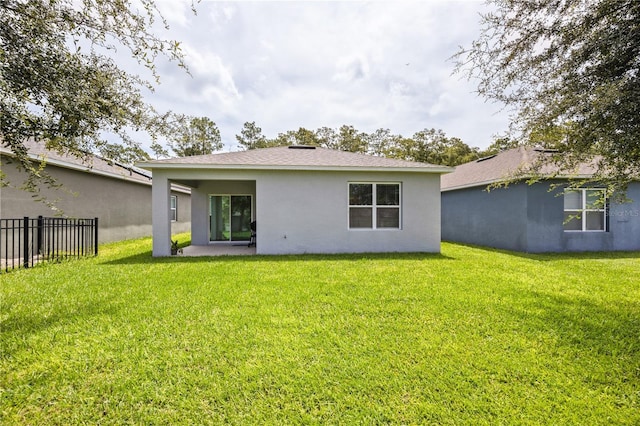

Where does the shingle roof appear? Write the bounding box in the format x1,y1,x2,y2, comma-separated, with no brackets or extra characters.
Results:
1,139,153,184
138,146,452,173
441,147,598,191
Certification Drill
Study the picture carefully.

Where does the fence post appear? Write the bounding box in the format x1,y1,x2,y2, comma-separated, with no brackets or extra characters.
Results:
23,217,29,269
94,218,99,256
37,215,43,255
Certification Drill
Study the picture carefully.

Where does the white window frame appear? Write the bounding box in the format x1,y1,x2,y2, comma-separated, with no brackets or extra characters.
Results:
563,188,607,232
348,182,401,230
170,195,178,222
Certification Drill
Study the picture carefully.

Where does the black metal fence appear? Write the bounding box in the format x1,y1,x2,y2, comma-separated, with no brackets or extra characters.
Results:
1,216,98,273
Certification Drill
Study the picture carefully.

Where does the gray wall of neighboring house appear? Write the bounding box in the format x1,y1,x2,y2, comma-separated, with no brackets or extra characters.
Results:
442,181,640,252
441,182,530,251
608,182,640,250
1,156,191,243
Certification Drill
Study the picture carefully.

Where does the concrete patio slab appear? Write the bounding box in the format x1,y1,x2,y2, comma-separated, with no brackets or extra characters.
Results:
179,244,256,257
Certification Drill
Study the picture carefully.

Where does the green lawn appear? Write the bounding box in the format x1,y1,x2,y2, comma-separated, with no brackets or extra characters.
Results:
1,237,639,425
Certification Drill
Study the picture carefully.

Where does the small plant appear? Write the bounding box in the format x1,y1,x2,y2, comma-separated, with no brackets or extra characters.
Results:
171,239,179,255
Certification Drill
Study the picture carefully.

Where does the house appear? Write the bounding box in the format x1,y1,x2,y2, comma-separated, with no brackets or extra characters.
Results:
0,140,191,242
138,145,452,256
441,147,640,252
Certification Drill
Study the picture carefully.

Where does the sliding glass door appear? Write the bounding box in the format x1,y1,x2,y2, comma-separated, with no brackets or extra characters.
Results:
209,195,252,242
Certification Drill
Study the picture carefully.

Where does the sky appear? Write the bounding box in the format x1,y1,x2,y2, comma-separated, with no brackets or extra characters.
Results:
134,0,510,152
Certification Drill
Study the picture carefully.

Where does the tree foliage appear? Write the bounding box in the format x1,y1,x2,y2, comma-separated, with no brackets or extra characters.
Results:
481,137,521,157
235,122,479,167
99,143,152,166
385,128,480,166
455,0,640,193
235,121,268,150
271,127,320,147
1,0,189,192
168,116,222,157
333,125,368,154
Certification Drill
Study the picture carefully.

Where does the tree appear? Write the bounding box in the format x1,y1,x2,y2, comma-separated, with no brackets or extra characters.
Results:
480,137,521,157
455,0,640,194
236,121,268,150
1,0,189,193
364,128,399,157
438,137,480,166
168,116,222,157
335,125,368,153
100,143,151,165
385,128,478,166
267,131,295,147
291,127,320,146
271,127,319,147
234,123,478,168
315,127,338,150
150,141,170,159
385,135,420,162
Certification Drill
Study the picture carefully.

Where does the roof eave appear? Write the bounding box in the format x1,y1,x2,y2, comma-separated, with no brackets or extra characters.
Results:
441,174,597,192
441,179,503,192
1,146,154,184
137,162,453,174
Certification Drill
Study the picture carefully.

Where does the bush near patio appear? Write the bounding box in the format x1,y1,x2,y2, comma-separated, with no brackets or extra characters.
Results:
1,236,639,424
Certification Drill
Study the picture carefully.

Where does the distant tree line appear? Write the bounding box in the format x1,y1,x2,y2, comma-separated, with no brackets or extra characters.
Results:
46,112,513,168
104,114,519,168
235,121,514,167
125,116,518,168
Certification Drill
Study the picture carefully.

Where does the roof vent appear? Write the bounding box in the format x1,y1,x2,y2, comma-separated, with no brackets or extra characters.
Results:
288,145,317,150
533,147,559,153
476,154,497,162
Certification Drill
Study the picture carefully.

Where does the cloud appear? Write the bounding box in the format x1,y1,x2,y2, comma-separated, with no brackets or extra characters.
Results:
333,54,370,83
173,44,242,109
154,0,192,27
136,1,509,151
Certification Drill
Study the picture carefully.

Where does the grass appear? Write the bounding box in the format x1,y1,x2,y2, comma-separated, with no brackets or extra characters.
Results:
1,236,639,425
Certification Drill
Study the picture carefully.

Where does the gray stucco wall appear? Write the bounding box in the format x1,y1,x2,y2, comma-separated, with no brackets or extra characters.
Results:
442,180,640,252
160,168,442,254
441,183,529,251
1,156,191,243
256,170,441,254
525,181,640,252
608,182,640,251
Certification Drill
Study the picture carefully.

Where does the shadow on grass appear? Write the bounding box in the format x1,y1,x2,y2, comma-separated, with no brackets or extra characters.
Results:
1,299,120,357
511,290,640,360
101,250,456,266
445,241,640,262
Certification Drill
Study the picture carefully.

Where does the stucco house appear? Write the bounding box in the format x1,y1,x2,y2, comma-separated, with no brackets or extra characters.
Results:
1,140,191,242
441,147,640,252
138,145,452,256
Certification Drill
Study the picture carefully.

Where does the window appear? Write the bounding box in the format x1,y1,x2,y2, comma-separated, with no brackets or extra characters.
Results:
563,188,607,232
349,183,400,229
170,195,178,222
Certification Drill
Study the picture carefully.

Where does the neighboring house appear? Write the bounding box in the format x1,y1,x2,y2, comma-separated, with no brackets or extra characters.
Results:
441,147,640,252
1,140,191,242
138,145,452,256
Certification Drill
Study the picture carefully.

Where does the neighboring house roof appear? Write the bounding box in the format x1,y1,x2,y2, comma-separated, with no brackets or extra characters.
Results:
1,139,153,184
1,140,190,192
441,147,598,191
138,145,453,173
